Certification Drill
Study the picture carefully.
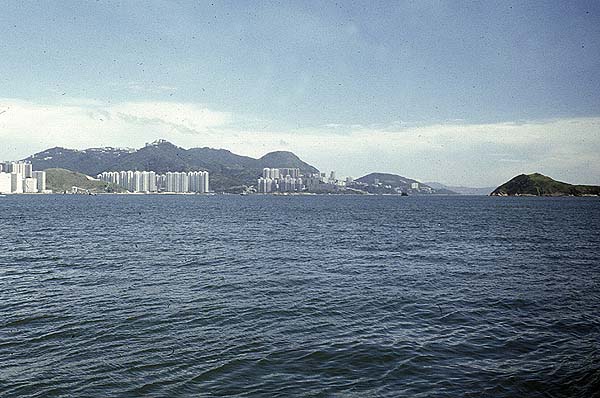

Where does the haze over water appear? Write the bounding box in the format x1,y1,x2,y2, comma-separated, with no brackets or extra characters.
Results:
1,195,599,397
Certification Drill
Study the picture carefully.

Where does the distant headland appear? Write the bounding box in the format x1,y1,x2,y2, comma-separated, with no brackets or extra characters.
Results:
491,173,600,197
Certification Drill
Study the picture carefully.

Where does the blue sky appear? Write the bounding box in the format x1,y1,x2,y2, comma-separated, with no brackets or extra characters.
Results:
1,1,599,186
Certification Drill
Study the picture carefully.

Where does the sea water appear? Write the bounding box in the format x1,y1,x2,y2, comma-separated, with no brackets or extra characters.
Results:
1,195,599,397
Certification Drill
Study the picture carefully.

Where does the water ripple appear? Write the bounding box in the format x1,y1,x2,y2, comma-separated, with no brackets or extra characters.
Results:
1,195,599,397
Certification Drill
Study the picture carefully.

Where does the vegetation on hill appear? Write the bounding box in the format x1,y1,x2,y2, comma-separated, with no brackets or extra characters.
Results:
491,173,600,196
45,168,125,193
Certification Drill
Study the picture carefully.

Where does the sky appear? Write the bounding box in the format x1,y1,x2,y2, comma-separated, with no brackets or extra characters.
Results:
1,1,599,186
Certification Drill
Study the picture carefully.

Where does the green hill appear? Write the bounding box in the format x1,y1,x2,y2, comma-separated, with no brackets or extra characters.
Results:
46,168,125,194
491,173,600,196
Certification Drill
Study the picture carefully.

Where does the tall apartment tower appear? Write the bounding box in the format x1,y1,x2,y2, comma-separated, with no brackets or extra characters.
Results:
10,172,23,193
180,172,189,193
148,171,157,192
32,171,46,192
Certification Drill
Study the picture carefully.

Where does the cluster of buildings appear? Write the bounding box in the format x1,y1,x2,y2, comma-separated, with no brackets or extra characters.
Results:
256,168,350,193
97,170,209,193
257,168,304,193
0,161,48,194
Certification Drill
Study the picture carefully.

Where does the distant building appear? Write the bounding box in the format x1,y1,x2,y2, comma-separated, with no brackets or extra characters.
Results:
10,172,23,193
0,163,46,193
8,161,33,178
23,178,38,193
24,163,33,178
280,168,300,178
257,168,304,193
188,171,209,193
32,171,47,192
257,168,303,193
148,171,157,192
98,170,209,193
0,173,11,193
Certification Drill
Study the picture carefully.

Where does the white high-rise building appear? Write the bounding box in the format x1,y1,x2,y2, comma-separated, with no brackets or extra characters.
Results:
280,168,300,178
141,171,150,192
157,174,166,191
133,171,143,192
0,172,11,193
166,172,176,192
148,171,157,192
24,163,33,178
10,162,24,176
23,178,38,193
180,172,189,193
173,172,181,192
119,171,128,189
32,171,46,192
126,171,134,191
8,161,33,178
203,171,209,193
10,172,23,193
189,171,198,192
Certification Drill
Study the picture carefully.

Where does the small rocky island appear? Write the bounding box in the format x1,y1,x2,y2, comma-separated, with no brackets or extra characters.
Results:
491,173,600,196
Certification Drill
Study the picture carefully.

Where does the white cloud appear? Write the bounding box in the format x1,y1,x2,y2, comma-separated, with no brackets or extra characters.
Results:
0,97,599,186
0,98,231,152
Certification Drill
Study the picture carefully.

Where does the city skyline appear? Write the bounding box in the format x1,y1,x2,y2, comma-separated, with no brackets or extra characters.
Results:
1,2,599,186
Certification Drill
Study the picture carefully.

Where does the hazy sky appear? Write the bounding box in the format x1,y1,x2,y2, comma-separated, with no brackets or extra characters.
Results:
1,1,599,186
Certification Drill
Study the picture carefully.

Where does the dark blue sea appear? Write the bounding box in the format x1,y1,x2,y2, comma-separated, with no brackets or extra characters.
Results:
1,195,599,397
